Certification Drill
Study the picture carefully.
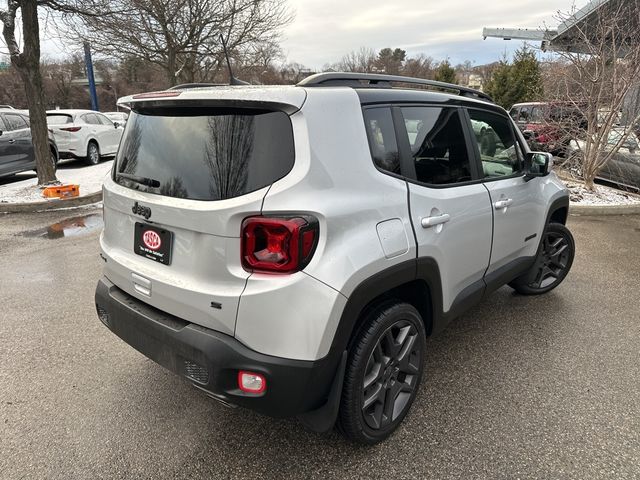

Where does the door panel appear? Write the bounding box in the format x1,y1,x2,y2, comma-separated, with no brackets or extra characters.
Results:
466,108,547,274
484,177,546,272
0,116,11,175
397,105,493,312
409,183,493,311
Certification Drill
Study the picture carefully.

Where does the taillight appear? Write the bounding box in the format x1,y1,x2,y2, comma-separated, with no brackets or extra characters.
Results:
241,215,319,274
61,126,81,132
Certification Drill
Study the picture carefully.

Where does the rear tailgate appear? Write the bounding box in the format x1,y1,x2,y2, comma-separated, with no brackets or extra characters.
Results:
101,179,266,335
100,88,304,335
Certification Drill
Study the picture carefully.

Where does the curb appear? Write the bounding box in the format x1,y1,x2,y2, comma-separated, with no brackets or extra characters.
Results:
569,202,640,216
0,191,102,214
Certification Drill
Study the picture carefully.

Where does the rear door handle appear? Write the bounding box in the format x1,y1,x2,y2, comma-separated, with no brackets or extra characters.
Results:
494,199,513,209
421,213,451,228
8,139,15,144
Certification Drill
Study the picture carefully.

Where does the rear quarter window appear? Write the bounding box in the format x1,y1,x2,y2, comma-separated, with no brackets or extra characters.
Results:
114,108,295,201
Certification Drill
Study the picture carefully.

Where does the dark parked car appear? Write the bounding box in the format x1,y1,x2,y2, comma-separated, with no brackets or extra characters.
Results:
510,102,587,156
0,111,59,178
567,129,640,191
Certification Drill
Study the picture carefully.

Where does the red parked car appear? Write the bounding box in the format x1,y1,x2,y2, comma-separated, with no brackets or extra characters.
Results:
509,102,587,157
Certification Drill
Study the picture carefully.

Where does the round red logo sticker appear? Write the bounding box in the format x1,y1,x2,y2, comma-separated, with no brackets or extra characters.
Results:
142,230,162,251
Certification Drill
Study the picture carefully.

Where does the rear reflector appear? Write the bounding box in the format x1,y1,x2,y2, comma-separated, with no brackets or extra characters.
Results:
61,126,82,132
238,371,266,394
241,215,319,274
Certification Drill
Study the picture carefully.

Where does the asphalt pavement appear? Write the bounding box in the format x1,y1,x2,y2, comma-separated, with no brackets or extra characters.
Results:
0,208,638,479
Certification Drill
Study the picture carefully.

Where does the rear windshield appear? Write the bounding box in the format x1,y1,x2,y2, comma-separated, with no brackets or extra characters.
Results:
47,114,73,125
114,109,295,201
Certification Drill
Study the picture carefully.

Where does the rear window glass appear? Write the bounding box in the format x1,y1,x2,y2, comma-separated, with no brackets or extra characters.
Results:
47,114,73,125
114,109,294,201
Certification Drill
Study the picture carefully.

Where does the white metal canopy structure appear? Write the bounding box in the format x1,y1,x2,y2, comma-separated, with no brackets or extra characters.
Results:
483,0,638,56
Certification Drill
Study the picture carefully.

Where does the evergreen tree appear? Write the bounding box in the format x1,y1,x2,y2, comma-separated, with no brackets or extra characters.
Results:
509,46,543,103
484,59,512,108
434,60,457,84
485,46,543,109
376,48,406,75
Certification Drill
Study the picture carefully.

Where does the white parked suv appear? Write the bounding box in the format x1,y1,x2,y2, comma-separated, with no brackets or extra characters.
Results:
47,109,123,165
95,73,574,444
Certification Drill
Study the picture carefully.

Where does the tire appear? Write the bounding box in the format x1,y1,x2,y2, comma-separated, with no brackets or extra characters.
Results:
50,149,58,173
85,141,100,165
34,150,58,174
337,301,427,444
509,223,575,295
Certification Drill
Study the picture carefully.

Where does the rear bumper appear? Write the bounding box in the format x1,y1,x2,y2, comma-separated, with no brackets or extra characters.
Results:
95,277,342,418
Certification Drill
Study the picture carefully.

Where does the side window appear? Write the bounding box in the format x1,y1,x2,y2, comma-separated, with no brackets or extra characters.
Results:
518,106,531,122
468,109,523,178
82,114,99,125
363,108,400,174
0,116,6,131
4,114,28,131
400,106,473,185
96,114,113,126
530,106,543,122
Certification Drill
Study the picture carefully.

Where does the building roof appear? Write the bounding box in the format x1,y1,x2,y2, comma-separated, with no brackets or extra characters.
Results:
483,0,637,56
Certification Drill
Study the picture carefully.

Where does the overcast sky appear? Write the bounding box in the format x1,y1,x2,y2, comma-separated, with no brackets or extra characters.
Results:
281,0,578,68
22,0,581,67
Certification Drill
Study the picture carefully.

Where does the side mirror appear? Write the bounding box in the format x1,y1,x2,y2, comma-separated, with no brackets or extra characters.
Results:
0,130,3,137
523,130,535,141
113,122,120,129
524,152,552,180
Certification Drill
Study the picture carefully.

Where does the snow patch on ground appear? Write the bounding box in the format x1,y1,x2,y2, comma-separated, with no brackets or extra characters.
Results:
563,179,640,206
0,160,113,204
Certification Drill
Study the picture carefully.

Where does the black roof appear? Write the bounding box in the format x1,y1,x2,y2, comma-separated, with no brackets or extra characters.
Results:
354,88,507,115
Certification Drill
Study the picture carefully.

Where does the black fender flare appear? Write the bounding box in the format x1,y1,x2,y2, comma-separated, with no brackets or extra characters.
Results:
329,257,443,356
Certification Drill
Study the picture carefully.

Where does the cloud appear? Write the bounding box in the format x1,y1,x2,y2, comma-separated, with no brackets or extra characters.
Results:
281,0,573,68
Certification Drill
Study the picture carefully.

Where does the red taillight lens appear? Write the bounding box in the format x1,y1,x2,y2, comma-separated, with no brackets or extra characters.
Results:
241,215,319,274
61,126,81,132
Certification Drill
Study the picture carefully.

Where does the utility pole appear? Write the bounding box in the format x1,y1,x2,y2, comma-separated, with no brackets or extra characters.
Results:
83,42,99,111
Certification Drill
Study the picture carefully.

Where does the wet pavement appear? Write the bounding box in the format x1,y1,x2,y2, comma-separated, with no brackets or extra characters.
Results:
0,208,639,479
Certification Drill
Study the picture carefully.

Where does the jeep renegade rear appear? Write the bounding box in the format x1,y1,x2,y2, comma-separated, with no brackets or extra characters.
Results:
95,73,574,444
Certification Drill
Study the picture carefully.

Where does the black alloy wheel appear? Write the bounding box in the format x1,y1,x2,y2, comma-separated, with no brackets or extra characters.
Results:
510,222,575,295
338,301,426,444
361,320,422,430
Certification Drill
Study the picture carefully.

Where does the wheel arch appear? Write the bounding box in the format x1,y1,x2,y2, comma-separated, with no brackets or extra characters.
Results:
86,138,100,156
546,195,570,225
330,258,444,356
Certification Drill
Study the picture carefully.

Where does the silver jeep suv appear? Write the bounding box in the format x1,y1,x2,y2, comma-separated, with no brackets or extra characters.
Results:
95,73,574,444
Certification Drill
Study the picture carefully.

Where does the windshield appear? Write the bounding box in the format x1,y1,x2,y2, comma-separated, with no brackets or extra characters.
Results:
114,108,295,201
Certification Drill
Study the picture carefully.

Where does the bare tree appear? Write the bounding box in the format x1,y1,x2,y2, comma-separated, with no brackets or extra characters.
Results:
1,0,111,185
1,0,58,184
331,47,377,73
548,0,640,190
401,54,434,79
68,0,292,86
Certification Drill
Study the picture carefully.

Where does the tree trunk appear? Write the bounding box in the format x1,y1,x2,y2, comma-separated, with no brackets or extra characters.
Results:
14,0,57,185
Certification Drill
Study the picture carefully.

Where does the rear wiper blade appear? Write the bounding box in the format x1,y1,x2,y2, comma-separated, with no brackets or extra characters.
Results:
117,172,160,188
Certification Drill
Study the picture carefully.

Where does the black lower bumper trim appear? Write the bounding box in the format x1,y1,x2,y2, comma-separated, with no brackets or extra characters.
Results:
95,277,343,419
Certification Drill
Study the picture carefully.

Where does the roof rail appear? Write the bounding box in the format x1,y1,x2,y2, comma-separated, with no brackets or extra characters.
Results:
167,83,223,90
297,72,494,103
